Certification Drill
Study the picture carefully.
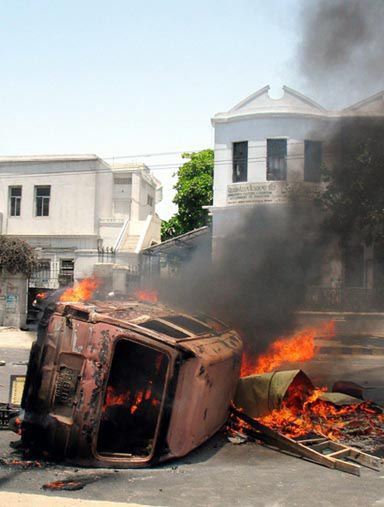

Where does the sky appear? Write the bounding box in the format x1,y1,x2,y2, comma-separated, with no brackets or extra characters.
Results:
1,0,308,218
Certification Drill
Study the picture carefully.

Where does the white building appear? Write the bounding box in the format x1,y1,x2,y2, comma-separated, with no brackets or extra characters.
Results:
210,86,384,310
0,155,162,293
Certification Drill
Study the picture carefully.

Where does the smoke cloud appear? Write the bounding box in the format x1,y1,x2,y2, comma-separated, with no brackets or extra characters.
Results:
156,203,328,355
297,0,384,106
148,1,384,356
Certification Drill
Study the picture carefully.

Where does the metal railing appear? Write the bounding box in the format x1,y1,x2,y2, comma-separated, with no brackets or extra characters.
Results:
29,267,74,289
304,286,384,312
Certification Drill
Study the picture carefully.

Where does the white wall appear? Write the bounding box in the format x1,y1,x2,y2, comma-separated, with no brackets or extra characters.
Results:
0,159,107,236
213,116,335,207
0,158,162,288
95,167,113,223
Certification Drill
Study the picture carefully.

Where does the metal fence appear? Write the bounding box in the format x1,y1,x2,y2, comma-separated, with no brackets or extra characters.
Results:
304,286,384,312
29,266,74,289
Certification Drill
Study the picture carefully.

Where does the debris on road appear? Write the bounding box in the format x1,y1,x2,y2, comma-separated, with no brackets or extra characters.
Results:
0,457,43,468
229,404,381,476
42,472,115,491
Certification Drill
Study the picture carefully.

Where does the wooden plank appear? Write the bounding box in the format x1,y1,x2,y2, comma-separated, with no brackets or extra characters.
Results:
296,437,328,444
332,458,361,476
327,449,351,458
345,448,381,471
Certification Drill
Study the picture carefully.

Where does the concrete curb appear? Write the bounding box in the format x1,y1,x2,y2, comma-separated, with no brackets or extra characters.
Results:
0,492,164,507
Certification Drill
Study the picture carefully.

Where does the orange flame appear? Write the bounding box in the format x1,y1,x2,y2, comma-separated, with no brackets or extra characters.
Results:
59,277,99,303
102,384,161,415
234,320,384,441
240,321,335,377
256,382,384,440
130,390,144,414
103,385,131,409
35,292,48,300
135,289,158,304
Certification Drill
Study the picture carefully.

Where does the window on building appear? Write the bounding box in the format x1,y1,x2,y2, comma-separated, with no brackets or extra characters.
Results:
344,244,365,288
267,139,287,181
114,177,132,185
37,259,51,273
35,186,51,216
304,141,322,182
147,195,154,207
9,186,22,216
232,141,248,182
59,259,74,286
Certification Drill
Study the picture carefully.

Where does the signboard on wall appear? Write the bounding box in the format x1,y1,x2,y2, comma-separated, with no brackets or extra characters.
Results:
5,294,18,310
227,181,321,206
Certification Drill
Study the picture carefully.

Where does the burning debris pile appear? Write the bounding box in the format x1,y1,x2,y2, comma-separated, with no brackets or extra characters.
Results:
254,383,384,444
229,322,384,475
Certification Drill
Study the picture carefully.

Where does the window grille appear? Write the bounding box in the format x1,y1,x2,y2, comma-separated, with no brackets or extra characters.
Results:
267,139,287,181
232,142,248,182
35,186,51,216
9,186,22,216
304,141,322,182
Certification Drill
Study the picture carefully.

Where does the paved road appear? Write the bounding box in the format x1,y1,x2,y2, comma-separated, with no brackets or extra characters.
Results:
1,429,384,507
0,327,384,506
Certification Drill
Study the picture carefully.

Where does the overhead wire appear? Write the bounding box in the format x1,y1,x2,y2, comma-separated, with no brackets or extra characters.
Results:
0,141,327,179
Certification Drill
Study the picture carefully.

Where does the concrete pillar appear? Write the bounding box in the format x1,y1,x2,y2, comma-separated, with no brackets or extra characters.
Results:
0,272,28,328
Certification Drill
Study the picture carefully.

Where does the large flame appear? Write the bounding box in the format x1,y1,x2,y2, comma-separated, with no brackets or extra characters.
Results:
236,320,384,442
256,382,384,440
240,321,335,377
59,277,99,303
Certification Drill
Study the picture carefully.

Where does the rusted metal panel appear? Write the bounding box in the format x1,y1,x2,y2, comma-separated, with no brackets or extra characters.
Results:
21,299,243,467
166,334,242,458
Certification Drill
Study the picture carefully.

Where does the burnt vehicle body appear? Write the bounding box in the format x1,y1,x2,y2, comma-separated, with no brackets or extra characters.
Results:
21,298,242,467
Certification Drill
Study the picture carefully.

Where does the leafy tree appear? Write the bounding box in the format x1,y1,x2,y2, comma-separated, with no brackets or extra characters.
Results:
161,149,214,241
0,236,38,276
319,120,384,247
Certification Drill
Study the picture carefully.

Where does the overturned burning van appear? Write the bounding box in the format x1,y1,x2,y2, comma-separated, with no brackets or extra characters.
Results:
21,297,242,467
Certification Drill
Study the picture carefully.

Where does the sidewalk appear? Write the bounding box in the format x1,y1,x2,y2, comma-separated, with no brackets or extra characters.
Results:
0,492,162,507
0,327,36,349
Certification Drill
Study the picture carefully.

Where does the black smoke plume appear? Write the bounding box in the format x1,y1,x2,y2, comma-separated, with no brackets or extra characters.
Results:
156,204,327,356
151,0,384,356
298,0,384,106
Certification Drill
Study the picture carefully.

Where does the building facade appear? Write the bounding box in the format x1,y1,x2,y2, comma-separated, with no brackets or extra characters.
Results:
210,86,384,311
0,155,162,296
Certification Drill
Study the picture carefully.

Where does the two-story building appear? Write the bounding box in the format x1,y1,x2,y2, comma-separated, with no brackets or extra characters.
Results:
0,155,162,298
210,86,384,311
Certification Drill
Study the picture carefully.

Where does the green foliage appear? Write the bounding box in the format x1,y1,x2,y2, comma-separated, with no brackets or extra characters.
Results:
161,216,183,241
319,121,384,247
161,149,213,241
0,236,38,276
